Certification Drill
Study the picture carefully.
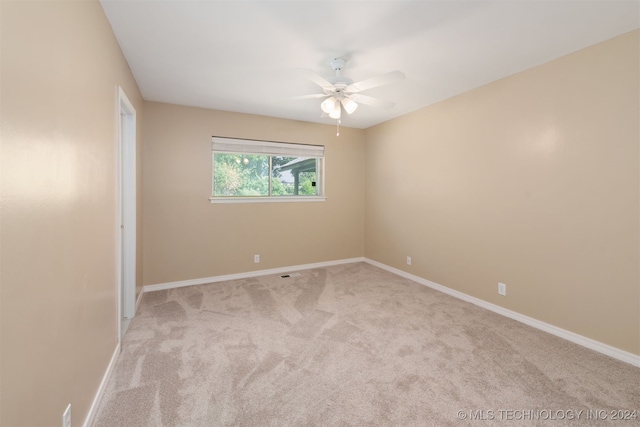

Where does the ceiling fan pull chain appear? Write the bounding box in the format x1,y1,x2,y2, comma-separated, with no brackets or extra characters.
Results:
337,119,340,136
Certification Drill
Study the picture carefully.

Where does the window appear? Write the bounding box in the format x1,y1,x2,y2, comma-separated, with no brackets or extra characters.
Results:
210,137,325,203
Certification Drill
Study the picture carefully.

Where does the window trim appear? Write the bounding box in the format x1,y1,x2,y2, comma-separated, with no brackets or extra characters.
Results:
209,195,327,204
210,137,326,203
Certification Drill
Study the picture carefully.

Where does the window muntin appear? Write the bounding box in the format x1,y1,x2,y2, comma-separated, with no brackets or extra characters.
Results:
211,137,324,202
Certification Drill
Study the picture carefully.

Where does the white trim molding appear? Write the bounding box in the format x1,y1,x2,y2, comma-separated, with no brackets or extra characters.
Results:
86,256,638,427
135,287,144,313
116,86,137,333
140,256,638,367
143,257,365,293
83,343,121,427
209,196,326,204
364,258,640,368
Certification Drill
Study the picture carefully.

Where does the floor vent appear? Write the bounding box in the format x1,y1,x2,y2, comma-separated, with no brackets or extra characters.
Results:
280,272,301,279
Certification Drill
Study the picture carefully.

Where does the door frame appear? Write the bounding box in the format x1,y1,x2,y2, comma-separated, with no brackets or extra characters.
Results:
116,86,137,341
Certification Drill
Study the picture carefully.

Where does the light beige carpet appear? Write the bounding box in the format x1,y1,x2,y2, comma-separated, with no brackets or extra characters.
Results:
93,262,639,426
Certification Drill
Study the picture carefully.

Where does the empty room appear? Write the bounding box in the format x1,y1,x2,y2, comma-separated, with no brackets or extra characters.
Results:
1,1,638,426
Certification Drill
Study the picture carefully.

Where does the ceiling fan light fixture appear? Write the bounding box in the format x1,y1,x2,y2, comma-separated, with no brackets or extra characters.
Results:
328,103,341,119
320,97,337,114
341,98,358,115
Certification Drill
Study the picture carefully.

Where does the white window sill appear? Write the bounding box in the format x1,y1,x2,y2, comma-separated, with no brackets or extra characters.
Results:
209,196,326,204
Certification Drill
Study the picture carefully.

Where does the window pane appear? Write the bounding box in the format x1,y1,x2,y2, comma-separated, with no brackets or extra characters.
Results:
272,156,317,196
213,153,269,196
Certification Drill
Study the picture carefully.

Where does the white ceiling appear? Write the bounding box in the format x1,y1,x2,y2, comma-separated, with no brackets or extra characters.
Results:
100,0,639,129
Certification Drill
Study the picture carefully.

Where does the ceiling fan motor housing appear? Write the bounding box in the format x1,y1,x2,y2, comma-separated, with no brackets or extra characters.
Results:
327,78,353,88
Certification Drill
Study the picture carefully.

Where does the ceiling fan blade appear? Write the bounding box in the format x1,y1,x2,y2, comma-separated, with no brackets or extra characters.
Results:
346,70,405,93
298,68,334,89
291,94,329,100
349,93,396,109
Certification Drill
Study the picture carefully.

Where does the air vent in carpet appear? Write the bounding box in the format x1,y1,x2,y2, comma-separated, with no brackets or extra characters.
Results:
280,272,301,278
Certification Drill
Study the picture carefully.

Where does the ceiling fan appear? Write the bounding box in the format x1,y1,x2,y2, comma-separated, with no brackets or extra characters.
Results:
294,58,405,121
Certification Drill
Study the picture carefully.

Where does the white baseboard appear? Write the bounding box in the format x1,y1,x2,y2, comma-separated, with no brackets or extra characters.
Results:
134,287,144,313
83,343,121,427
364,258,640,368
143,257,366,293
85,256,638,427
141,256,639,367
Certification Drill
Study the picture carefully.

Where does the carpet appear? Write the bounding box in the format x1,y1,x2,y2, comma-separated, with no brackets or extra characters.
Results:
93,262,639,426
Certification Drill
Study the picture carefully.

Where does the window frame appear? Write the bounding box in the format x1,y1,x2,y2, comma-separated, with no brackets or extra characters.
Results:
209,137,326,204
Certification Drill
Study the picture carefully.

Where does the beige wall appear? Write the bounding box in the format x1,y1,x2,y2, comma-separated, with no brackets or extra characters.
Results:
143,102,364,285
365,30,640,355
0,1,144,426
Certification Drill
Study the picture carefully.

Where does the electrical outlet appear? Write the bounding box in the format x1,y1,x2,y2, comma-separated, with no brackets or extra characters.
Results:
254,254,260,263
406,256,412,265
498,282,507,296
62,404,71,427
